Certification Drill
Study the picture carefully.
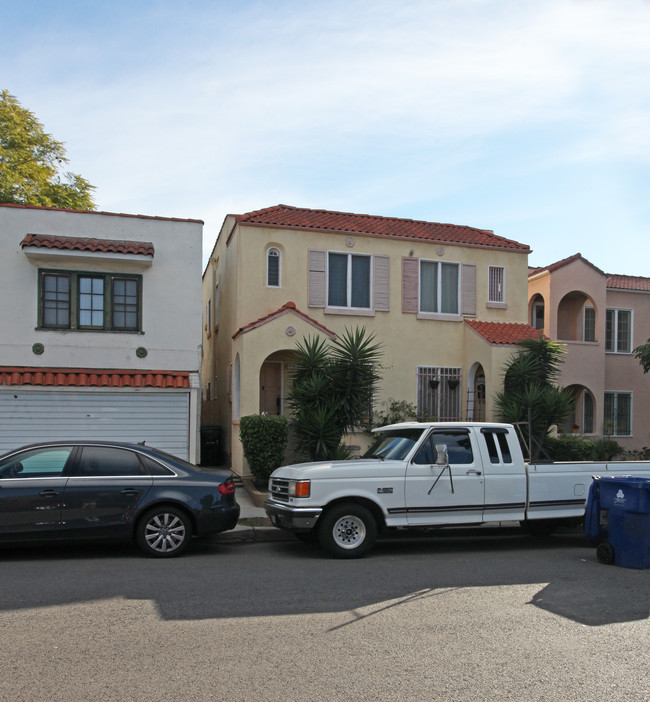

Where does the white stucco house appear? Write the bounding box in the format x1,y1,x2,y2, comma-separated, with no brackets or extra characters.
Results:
0,203,203,462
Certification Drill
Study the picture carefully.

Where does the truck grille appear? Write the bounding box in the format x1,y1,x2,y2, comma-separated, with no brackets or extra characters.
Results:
270,478,290,503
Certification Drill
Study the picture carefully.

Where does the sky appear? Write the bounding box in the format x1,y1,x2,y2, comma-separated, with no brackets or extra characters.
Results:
1,0,649,275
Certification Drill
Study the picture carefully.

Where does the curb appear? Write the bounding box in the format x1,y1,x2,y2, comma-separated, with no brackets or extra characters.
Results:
214,525,296,543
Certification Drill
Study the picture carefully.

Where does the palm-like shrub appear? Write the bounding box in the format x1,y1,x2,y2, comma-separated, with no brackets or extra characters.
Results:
288,327,382,461
494,336,575,459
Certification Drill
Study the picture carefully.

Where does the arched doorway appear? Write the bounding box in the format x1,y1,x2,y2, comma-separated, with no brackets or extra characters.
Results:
467,362,486,421
258,350,297,416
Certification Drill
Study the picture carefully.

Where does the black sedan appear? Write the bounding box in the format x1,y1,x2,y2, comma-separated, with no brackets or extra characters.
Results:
0,441,240,557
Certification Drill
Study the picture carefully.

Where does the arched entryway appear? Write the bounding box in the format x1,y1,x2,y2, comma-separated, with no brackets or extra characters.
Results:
259,350,297,416
467,362,486,421
563,384,596,435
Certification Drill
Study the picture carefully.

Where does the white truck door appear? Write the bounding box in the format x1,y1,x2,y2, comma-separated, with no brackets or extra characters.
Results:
404,429,485,525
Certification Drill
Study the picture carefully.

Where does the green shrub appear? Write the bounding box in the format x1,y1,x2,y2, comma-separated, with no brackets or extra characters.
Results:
371,399,418,429
239,414,289,487
543,436,623,461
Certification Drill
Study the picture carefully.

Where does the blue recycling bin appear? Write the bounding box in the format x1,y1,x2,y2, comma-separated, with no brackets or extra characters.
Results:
585,476,650,570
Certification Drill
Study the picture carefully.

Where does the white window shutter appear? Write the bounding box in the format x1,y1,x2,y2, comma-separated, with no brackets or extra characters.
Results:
373,255,390,311
308,249,326,308
402,257,418,313
462,264,477,316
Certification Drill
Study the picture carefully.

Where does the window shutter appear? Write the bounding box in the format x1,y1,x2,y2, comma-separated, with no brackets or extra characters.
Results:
461,264,477,316
373,255,390,311
402,257,418,313
308,249,326,308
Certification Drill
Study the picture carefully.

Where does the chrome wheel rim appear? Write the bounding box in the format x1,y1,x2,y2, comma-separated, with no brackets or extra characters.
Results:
145,513,186,553
332,515,366,550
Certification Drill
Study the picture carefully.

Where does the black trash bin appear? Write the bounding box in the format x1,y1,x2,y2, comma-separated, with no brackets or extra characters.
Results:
200,425,222,466
585,476,650,569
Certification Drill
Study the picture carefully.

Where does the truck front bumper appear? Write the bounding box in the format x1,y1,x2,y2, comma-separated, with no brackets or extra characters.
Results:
264,500,323,531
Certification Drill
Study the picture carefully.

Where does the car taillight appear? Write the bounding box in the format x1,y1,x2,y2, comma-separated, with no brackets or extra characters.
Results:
218,478,236,495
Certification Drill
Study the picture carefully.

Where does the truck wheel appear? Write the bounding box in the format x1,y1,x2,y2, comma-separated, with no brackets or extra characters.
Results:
318,503,377,558
596,541,615,565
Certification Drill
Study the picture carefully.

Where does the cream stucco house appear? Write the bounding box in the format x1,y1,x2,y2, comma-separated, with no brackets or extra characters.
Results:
202,204,538,475
0,203,203,462
528,253,650,452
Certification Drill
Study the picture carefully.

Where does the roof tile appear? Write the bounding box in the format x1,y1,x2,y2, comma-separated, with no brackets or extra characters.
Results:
235,205,530,252
465,320,542,345
232,301,336,340
0,368,189,388
606,275,650,292
21,233,154,257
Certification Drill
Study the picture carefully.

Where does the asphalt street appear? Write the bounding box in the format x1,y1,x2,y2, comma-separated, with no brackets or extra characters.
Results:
0,527,648,702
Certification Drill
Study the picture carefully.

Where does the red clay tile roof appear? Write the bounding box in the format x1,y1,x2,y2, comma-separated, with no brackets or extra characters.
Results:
606,275,650,292
0,368,189,388
232,301,337,340
234,205,530,252
21,233,155,256
528,253,606,278
0,202,203,224
465,320,542,345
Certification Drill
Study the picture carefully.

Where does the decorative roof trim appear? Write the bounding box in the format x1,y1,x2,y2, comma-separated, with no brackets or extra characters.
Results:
465,320,543,346
21,234,155,257
232,302,337,340
0,202,203,224
0,368,190,388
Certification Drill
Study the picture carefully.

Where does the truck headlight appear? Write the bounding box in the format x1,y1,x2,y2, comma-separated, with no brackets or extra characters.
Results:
289,480,310,498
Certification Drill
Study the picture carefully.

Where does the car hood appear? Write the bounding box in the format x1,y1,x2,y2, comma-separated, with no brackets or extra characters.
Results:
270,458,406,481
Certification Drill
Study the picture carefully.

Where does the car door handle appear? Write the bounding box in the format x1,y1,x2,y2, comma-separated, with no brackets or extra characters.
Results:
120,488,140,495
466,470,482,476
39,489,59,496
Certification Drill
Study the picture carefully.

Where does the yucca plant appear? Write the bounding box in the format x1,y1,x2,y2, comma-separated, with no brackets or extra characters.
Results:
288,327,382,461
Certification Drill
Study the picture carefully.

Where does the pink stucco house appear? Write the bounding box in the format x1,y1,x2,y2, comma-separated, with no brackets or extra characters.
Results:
528,253,650,452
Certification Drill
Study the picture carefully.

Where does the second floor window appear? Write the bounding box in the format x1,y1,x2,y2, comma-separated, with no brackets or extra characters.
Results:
327,252,371,309
420,260,459,315
606,308,632,353
267,248,281,287
40,271,141,332
488,266,505,303
583,306,596,342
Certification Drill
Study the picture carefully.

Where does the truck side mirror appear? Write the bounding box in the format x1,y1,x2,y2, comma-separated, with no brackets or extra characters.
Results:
435,444,449,465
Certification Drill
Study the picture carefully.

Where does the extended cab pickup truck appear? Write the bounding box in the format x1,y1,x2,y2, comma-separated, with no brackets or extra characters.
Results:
264,422,650,558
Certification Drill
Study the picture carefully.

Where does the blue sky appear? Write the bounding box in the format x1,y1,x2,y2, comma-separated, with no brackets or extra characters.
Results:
2,0,649,274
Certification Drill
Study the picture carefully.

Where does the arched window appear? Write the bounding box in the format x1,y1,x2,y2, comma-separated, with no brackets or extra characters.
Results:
267,247,281,287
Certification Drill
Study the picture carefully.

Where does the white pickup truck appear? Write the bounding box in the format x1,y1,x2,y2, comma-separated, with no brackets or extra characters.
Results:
264,422,650,558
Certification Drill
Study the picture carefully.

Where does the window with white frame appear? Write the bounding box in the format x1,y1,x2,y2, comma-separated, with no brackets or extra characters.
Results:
416,366,462,421
267,247,281,287
604,392,632,436
488,266,505,303
583,306,596,342
605,308,632,353
531,297,544,330
419,260,460,315
327,252,371,309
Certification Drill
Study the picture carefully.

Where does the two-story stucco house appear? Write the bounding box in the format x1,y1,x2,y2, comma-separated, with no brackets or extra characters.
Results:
0,203,203,462
528,253,650,452
202,204,539,475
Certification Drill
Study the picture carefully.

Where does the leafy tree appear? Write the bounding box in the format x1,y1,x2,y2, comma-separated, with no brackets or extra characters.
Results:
0,90,95,209
288,327,382,461
633,338,650,374
494,336,575,459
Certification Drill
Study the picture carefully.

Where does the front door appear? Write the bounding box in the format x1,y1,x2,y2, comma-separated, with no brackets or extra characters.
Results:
0,445,75,537
405,429,485,525
260,362,282,415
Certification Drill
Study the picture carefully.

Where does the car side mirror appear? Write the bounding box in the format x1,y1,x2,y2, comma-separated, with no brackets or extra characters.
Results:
435,444,449,465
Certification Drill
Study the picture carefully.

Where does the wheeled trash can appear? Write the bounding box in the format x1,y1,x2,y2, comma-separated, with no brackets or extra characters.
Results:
585,476,650,570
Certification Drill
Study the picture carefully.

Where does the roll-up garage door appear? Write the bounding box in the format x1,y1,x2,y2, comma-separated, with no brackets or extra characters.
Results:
0,389,190,459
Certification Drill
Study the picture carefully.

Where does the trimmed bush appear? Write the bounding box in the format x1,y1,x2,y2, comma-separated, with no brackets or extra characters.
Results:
240,414,289,487
543,436,623,461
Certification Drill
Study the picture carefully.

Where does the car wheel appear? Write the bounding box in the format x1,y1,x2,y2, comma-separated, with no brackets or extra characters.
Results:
136,506,192,558
318,503,377,558
596,541,615,565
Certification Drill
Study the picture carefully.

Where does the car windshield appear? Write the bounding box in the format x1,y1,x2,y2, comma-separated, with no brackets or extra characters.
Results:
363,428,426,461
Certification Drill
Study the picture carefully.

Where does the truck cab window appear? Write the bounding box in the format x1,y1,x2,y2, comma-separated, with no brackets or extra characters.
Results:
414,431,473,465
483,432,500,463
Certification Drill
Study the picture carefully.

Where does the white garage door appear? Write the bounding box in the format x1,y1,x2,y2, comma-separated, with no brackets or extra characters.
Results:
0,389,190,460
